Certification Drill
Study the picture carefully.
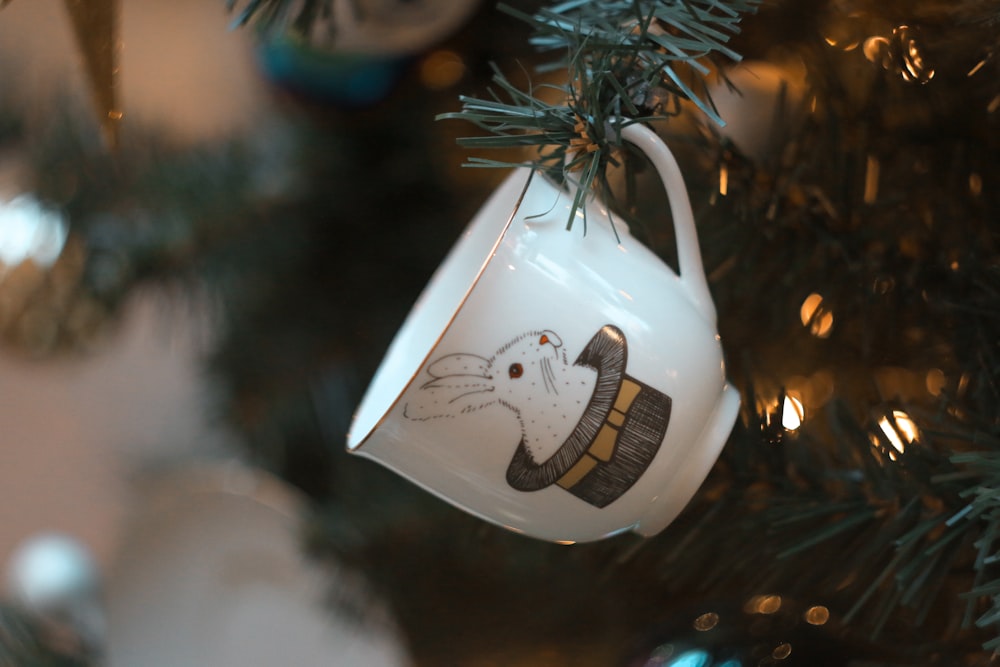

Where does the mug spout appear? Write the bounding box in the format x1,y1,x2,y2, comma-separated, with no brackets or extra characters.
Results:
632,383,741,538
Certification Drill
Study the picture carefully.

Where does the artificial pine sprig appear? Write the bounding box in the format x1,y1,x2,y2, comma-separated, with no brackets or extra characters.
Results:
439,0,759,228
499,0,754,124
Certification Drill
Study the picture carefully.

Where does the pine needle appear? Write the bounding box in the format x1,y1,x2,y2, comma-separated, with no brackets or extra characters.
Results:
437,0,759,228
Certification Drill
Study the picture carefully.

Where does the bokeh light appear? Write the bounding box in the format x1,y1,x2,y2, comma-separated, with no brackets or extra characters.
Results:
877,410,918,459
0,195,68,274
800,293,834,338
419,50,466,90
693,612,720,632
744,594,782,614
782,396,804,431
804,605,830,626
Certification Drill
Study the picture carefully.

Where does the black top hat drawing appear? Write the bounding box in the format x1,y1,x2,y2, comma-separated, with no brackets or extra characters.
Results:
404,324,672,509
504,325,672,508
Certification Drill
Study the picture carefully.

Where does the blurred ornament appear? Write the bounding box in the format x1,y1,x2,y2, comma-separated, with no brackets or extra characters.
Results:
239,0,482,56
5,532,105,659
256,34,411,108
0,190,108,356
0,195,68,270
0,0,122,146
61,0,123,146
105,464,409,667
251,0,480,107
707,61,807,161
6,533,99,615
322,0,481,57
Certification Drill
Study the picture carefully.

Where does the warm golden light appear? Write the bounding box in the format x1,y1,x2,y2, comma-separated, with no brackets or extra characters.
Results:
894,411,918,443
800,293,834,338
805,605,830,625
782,396,804,431
772,643,793,660
862,36,889,64
898,26,934,83
863,27,934,83
719,163,728,196
864,155,880,204
419,50,466,90
926,369,946,396
693,612,719,631
800,293,821,321
744,594,782,614
969,173,982,196
878,410,918,458
822,15,862,52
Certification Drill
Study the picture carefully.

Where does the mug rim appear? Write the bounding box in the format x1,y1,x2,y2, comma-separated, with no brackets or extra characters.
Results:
347,169,538,451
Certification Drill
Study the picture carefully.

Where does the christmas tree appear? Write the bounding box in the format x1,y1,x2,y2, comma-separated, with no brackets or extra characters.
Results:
2,0,999,664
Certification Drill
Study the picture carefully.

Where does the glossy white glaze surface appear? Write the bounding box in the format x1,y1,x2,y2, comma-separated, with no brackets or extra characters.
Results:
348,124,740,543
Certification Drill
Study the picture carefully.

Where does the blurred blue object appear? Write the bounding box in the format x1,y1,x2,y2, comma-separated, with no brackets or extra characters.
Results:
255,35,410,108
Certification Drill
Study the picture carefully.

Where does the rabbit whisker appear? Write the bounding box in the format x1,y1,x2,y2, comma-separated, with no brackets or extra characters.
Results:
542,357,558,395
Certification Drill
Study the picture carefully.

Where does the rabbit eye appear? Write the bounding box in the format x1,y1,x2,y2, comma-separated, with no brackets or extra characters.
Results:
508,363,523,379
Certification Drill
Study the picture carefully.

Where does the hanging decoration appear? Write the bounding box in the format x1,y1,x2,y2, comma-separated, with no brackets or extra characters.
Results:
0,82,266,358
61,0,123,147
336,0,765,543
438,0,761,227
347,123,740,543
0,0,122,147
1,0,998,662
5,532,104,663
237,0,482,107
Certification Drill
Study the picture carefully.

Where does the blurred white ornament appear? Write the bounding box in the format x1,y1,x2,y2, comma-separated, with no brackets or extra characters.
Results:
6,532,106,657
106,463,410,667
0,195,69,273
708,60,808,161
6,532,99,613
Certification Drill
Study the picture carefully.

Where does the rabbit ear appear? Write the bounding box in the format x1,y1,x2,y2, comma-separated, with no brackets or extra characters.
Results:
404,353,496,421
426,353,491,380
539,330,562,348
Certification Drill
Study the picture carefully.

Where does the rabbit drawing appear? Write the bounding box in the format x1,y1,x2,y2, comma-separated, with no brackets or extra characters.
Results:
406,324,672,508
404,329,598,463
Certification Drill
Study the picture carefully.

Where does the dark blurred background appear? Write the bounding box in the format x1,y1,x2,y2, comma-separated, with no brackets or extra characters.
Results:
1,1,999,665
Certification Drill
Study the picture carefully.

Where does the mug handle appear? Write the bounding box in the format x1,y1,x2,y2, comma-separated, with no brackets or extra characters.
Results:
619,122,717,326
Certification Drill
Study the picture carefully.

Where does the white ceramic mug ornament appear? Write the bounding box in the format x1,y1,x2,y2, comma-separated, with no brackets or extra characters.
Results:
347,123,740,543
